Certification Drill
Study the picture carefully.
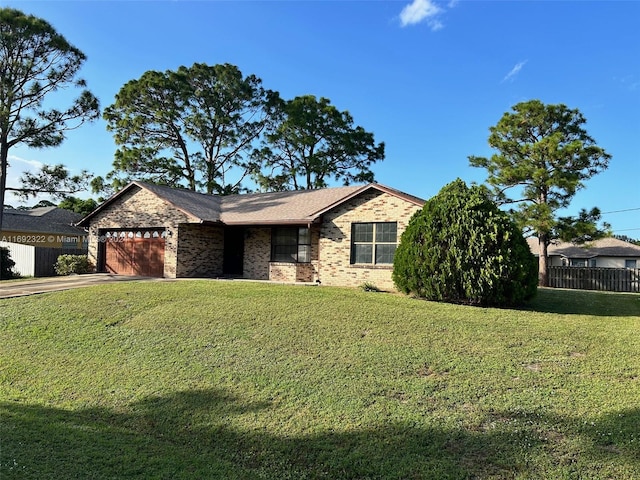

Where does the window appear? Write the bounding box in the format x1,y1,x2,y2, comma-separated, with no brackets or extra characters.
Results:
569,258,587,267
625,259,637,269
351,222,397,265
588,258,597,268
271,227,310,263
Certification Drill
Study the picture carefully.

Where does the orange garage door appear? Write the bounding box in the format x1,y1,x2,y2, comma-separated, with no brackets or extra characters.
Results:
104,230,165,277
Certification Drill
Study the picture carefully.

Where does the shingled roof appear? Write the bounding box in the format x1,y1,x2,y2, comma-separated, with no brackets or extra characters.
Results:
2,207,86,235
79,181,425,227
220,185,369,225
527,237,640,258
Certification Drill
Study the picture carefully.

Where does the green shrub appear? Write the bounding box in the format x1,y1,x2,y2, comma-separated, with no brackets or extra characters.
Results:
392,179,537,307
54,254,94,276
1,246,16,279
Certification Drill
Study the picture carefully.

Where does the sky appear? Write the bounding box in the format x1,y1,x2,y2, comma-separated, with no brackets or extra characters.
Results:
3,0,639,236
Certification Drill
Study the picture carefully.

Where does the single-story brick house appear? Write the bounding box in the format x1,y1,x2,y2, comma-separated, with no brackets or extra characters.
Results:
527,237,640,269
78,181,425,289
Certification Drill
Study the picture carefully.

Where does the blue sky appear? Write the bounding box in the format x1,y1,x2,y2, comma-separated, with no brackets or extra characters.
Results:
4,0,639,235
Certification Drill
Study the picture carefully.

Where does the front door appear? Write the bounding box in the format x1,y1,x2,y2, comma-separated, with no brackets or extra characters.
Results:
223,227,245,276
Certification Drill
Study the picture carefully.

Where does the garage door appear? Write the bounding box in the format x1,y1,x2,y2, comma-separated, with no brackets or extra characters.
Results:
104,230,166,277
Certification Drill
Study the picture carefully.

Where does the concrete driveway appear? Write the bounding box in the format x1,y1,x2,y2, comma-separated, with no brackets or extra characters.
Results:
0,274,163,299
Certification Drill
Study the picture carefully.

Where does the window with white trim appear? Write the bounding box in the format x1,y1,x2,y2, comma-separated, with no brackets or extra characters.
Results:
350,222,397,265
271,227,311,263
625,259,637,269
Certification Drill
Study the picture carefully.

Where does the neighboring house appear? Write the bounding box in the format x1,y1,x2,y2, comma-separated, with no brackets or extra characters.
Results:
0,207,88,277
527,237,640,269
78,181,425,289
1,207,87,248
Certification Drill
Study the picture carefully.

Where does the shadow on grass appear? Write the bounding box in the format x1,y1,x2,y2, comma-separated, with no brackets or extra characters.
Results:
2,388,639,479
521,288,640,317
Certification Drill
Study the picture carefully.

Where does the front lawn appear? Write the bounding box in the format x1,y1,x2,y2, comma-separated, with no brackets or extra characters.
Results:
1,282,639,479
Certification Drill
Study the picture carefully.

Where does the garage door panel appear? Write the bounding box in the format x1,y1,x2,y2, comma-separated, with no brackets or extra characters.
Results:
105,239,133,275
104,231,165,277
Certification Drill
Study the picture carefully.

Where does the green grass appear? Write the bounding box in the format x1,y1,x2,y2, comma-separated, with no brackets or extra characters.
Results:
1,281,639,479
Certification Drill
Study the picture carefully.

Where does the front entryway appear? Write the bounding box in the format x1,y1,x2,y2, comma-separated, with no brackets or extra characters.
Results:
102,229,166,277
223,227,245,276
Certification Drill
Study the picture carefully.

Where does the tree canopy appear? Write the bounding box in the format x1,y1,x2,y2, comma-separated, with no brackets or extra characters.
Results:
0,7,100,230
393,179,537,307
102,63,272,195
9,164,93,201
57,196,98,216
252,95,385,191
468,100,611,286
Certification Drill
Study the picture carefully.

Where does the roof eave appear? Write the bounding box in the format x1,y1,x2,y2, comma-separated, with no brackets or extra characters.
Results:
77,182,141,227
222,218,317,227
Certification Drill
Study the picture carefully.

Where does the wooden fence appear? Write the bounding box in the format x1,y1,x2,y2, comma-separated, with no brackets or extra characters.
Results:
548,266,640,293
1,241,86,277
34,247,87,277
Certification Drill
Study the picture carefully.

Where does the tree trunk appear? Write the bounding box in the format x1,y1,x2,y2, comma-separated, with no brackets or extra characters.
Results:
538,234,549,286
0,141,8,234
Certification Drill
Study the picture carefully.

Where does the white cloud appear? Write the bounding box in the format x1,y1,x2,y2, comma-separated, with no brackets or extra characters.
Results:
400,0,444,30
502,60,528,83
5,155,45,204
8,154,44,171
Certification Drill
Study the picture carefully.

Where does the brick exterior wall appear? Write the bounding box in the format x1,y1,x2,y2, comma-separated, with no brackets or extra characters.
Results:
268,262,317,283
176,224,224,277
318,190,421,290
244,227,270,280
245,226,319,282
86,186,192,278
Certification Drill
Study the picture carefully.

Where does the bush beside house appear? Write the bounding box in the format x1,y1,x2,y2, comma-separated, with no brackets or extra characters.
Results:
393,179,537,307
54,254,94,276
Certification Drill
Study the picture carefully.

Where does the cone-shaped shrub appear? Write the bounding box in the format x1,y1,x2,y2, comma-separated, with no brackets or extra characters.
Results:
1,247,16,279
393,179,537,306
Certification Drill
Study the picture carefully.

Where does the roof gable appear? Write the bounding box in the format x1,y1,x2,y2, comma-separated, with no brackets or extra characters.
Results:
139,182,222,222
78,182,222,226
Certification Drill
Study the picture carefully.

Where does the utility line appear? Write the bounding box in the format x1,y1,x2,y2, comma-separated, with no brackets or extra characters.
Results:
601,207,640,214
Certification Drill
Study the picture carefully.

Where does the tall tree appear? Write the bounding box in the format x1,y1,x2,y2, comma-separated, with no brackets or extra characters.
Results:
57,196,98,216
469,100,611,286
103,63,271,195
554,207,610,244
0,8,100,231
252,95,385,191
